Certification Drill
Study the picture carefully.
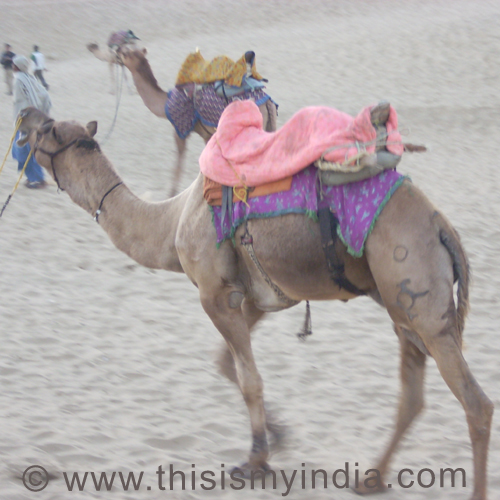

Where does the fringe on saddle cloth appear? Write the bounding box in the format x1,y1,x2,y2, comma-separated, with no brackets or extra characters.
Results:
175,50,264,87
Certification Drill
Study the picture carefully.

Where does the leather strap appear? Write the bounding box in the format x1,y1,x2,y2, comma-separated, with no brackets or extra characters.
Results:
318,207,366,296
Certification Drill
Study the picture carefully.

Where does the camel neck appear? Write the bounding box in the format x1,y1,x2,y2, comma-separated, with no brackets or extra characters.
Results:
128,57,168,118
96,185,185,273
62,151,185,273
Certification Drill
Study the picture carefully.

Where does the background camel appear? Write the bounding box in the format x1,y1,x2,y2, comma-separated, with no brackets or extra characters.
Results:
86,30,140,95
119,47,278,197
18,107,493,500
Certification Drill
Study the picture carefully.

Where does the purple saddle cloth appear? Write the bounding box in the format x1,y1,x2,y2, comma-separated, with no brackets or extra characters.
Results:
165,84,274,139
211,166,407,257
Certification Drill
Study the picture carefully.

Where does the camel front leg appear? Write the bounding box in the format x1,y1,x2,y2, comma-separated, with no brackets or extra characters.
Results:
217,298,265,384
216,300,285,450
201,292,269,472
353,326,426,495
169,133,186,198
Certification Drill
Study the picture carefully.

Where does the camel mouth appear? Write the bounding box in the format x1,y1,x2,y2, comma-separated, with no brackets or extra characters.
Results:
16,131,29,147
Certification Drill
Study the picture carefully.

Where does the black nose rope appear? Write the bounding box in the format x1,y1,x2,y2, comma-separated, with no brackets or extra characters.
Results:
94,182,123,223
34,138,79,192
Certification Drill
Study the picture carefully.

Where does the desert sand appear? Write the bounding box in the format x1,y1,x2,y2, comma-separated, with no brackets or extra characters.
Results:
0,1,499,499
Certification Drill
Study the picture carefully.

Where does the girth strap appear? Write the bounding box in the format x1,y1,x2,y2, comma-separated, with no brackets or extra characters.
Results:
317,207,366,296
240,220,299,308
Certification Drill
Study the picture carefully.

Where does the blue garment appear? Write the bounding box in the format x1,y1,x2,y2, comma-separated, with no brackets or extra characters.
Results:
12,131,44,183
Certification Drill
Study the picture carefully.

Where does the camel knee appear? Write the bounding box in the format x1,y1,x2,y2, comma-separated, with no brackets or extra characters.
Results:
397,397,424,431
237,368,264,403
216,343,238,385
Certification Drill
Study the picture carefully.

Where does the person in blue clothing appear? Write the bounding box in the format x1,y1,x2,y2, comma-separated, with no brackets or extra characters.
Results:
11,55,52,189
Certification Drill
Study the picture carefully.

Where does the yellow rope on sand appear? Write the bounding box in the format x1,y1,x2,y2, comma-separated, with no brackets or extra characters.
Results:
12,149,33,190
0,116,22,178
0,149,33,218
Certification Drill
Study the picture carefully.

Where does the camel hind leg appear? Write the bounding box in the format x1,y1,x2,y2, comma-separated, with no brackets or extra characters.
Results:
353,327,426,495
364,182,493,499
427,330,493,500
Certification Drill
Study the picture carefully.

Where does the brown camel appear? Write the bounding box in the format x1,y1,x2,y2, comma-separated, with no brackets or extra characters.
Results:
86,42,136,95
118,47,278,198
18,107,493,500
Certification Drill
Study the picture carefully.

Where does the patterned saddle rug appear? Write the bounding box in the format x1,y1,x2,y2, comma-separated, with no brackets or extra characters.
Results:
165,84,274,139
210,165,407,257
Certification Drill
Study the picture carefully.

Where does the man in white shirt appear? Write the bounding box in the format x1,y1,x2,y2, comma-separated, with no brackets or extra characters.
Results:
31,45,49,90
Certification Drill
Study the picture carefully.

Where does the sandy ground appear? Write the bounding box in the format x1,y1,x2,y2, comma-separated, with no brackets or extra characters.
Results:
0,1,499,499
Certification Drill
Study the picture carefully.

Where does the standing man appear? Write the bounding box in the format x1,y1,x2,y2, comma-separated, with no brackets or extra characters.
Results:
31,45,49,90
1,43,15,95
12,55,52,189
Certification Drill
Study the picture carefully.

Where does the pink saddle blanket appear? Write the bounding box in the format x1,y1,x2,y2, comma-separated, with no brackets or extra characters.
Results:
199,100,404,187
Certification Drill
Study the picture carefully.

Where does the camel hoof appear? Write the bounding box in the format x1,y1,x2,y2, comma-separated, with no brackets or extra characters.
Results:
230,462,272,479
265,413,287,450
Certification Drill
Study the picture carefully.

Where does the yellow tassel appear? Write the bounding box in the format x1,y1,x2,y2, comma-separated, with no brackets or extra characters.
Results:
233,186,248,205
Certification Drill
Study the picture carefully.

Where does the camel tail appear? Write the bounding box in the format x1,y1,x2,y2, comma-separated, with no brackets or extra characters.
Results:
436,213,470,340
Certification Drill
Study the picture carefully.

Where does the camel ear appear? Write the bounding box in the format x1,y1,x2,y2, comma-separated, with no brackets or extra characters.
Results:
39,120,54,136
86,121,98,137
52,125,64,144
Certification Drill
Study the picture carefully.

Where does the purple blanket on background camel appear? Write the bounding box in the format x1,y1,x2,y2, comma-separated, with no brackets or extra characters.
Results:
211,166,407,257
165,84,274,139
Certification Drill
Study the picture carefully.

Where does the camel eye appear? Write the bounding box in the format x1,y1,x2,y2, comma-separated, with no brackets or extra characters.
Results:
52,126,63,144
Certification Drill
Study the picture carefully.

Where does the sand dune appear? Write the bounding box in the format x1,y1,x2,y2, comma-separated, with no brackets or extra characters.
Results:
0,1,498,498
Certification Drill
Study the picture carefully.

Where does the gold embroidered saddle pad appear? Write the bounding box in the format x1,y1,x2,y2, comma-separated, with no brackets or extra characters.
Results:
175,50,264,87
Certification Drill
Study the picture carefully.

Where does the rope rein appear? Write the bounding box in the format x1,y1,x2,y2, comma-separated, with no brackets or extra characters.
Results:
0,117,22,179
0,118,33,218
100,61,125,146
0,148,33,218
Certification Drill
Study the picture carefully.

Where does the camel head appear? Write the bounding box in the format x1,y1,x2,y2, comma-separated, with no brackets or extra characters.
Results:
86,42,99,53
20,107,100,188
16,107,54,147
